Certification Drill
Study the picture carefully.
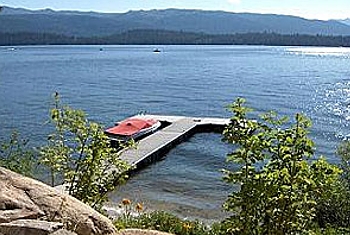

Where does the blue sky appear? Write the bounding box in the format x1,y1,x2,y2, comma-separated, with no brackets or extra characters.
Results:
1,0,350,20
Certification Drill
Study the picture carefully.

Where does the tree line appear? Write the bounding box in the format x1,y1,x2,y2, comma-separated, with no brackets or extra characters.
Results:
1,30,350,47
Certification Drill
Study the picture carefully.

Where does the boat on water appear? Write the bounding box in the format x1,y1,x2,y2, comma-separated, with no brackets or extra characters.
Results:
153,48,161,53
105,116,161,142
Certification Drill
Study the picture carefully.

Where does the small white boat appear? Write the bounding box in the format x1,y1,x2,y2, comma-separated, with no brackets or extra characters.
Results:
105,117,161,142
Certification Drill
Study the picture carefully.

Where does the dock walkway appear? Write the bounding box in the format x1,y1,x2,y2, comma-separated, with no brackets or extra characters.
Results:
55,115,230,192
119,115,230,169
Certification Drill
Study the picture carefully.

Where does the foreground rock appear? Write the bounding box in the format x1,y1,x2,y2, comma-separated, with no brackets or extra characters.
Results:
0,167,116,235
50,229,78,235
0,219,63,235
117,229,174,235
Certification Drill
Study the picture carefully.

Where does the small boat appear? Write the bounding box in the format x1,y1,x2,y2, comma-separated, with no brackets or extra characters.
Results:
105,117,161,142
153,48,161,53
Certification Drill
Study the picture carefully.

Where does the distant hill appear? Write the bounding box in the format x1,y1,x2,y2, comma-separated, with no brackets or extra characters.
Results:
1,6,350,36
2,30,350,47
339,18,350,26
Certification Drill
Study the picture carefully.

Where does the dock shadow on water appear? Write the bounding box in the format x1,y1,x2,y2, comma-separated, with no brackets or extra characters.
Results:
107,132,237,223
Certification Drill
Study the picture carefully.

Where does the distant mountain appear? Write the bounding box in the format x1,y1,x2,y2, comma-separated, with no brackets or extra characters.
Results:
339,18,350,26
1,6,350,36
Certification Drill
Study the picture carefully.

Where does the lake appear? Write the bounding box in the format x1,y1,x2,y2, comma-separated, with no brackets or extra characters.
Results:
1,45,350,221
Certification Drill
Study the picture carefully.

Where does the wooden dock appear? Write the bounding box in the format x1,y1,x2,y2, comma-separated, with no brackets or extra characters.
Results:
55,115,230,193
119,115,230,170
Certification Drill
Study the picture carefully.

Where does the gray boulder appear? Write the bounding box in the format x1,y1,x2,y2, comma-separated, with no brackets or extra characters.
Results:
0,219,63,235
117,229,175,235
0,167,116,235
50,228,78,235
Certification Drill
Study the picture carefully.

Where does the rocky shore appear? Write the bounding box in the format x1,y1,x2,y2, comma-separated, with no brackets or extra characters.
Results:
0,167,173,235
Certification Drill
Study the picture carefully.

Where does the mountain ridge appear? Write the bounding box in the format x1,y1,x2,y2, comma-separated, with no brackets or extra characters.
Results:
339,18,350,26
1,6,350,36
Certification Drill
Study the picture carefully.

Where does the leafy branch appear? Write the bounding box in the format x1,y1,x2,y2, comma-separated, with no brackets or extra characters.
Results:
40,92,132,210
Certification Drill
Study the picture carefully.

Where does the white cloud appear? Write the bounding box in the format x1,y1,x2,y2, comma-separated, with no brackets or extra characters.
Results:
227,0,241,4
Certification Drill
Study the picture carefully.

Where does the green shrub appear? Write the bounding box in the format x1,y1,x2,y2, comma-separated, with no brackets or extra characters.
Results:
0,130,36,177
338,140,350,188
313,140,350,228
40,93,131,210
310,226,350,235
115,210,215,235
222,98,342,235
113,199,241,235
314,178,350,228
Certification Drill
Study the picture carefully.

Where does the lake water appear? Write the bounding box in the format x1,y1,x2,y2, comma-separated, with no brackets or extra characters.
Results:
1,45,350,222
